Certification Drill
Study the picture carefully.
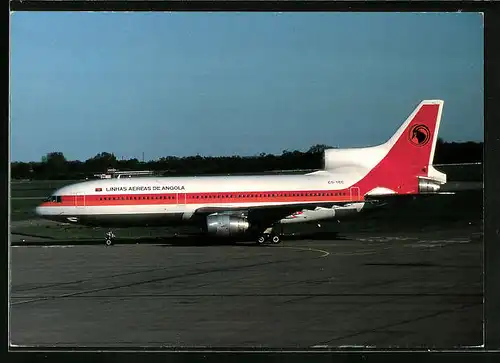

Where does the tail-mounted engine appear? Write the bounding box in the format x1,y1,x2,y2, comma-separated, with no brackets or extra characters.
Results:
206,214,250,237
418,176,443,194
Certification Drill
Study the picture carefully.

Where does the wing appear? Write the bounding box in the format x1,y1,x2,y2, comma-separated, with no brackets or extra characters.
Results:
193,201,354,226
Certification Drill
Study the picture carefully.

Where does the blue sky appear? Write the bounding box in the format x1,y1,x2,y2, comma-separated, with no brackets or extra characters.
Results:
10,12,483,162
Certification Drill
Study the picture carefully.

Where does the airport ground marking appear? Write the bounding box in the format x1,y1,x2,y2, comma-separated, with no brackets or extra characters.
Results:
276,246,330,258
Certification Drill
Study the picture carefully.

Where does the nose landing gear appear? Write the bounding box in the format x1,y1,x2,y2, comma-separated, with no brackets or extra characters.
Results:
105,231,115,246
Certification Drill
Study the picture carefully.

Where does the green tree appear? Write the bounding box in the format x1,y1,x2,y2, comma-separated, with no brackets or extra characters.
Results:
307,144,334,154
41,152,68,178
85,152,118,172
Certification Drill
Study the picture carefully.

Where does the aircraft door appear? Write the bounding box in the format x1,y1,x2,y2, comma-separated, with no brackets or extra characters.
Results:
349,187,361,201
177,193,186,205
74,192,85,208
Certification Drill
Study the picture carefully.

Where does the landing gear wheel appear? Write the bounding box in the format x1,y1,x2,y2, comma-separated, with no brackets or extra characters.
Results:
271,234,281,244
105,231,115,246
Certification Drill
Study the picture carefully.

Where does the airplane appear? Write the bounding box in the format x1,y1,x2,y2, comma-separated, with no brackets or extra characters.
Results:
35,99,447,246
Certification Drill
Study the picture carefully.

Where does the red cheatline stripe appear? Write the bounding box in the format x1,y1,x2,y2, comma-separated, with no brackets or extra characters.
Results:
40,188,363,207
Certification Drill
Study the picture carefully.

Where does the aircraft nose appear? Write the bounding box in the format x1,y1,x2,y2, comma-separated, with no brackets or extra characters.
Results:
35,205,44,216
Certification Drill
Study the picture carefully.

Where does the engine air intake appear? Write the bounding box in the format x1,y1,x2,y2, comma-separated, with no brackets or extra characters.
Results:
206,214,250,237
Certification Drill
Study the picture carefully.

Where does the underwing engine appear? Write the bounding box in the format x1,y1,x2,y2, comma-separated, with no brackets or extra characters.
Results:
206,214,250,237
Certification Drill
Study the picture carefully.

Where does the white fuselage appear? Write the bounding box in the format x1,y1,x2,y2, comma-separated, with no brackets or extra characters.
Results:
36,172,367,227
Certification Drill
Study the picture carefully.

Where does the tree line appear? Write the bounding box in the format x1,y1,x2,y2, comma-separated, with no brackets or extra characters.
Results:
11,140,483,180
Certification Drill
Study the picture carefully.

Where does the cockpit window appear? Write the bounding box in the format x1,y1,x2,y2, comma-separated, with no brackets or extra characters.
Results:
45,195,62,203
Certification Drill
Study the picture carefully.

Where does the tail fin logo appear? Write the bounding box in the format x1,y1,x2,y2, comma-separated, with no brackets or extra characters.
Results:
408,124,431,147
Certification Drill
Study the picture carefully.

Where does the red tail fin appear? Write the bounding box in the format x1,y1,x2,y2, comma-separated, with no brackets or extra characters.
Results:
358,100,445,195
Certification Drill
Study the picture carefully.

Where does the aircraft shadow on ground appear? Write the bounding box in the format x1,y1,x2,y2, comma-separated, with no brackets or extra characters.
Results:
11,231,351,247
151,231,352,247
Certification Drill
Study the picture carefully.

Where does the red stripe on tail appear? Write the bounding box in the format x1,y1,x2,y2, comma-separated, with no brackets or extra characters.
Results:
356,100,444,195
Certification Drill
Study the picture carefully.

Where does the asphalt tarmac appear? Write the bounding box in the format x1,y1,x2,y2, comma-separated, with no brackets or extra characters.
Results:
9,227,482,349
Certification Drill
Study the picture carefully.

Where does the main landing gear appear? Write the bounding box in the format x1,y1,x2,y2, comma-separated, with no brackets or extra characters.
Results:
256,226,282,245
105,231,115,246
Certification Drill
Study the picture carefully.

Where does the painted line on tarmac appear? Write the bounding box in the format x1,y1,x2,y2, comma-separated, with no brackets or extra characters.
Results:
275,246,330,258
330,251,377,256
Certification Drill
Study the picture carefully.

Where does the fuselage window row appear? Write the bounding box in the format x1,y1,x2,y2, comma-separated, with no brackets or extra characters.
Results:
93,191,347,202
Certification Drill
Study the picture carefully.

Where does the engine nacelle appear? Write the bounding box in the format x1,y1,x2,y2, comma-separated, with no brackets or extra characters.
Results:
206,214,250,237
418,176,442,193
